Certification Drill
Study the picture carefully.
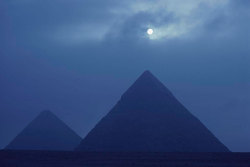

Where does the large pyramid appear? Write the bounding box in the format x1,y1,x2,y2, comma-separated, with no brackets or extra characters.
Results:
76,71,229,152
6,110,81,151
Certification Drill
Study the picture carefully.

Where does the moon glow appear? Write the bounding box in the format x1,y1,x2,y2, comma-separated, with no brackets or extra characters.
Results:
147,28,153,35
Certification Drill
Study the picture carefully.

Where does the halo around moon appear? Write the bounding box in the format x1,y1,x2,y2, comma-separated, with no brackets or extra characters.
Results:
147,28,153,35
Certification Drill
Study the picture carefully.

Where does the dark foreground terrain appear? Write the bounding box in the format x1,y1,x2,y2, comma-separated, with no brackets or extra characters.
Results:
0,150,250,167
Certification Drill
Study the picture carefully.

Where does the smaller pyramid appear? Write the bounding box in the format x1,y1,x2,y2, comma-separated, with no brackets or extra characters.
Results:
5,110,82,151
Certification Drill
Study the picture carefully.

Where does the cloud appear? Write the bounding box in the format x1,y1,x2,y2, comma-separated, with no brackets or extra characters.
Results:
110,0,231,40
52,0,234,42
2,0,248,44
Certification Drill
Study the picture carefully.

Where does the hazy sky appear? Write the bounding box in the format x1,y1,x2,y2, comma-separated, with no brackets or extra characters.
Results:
0,0,250,151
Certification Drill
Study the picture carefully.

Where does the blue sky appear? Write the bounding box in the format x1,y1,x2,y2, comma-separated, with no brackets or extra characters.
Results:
0,0,250,151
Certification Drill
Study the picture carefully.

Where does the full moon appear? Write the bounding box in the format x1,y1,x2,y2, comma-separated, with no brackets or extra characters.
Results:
147,28,153,35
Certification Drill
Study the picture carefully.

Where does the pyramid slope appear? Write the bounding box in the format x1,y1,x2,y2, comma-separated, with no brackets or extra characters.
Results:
76,71,229,152
6,110,82,151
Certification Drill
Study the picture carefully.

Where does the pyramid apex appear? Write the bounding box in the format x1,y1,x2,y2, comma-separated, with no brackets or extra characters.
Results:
141,70,153,77
41,110,52,114
135,70,157,83
125,70,170,94
142,70,152,74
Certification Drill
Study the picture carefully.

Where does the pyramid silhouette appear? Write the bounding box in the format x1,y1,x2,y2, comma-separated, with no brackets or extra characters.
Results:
76,71,229,152
6,110,81,151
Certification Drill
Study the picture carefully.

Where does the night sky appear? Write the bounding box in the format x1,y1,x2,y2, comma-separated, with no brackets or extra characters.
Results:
0,0,249,151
